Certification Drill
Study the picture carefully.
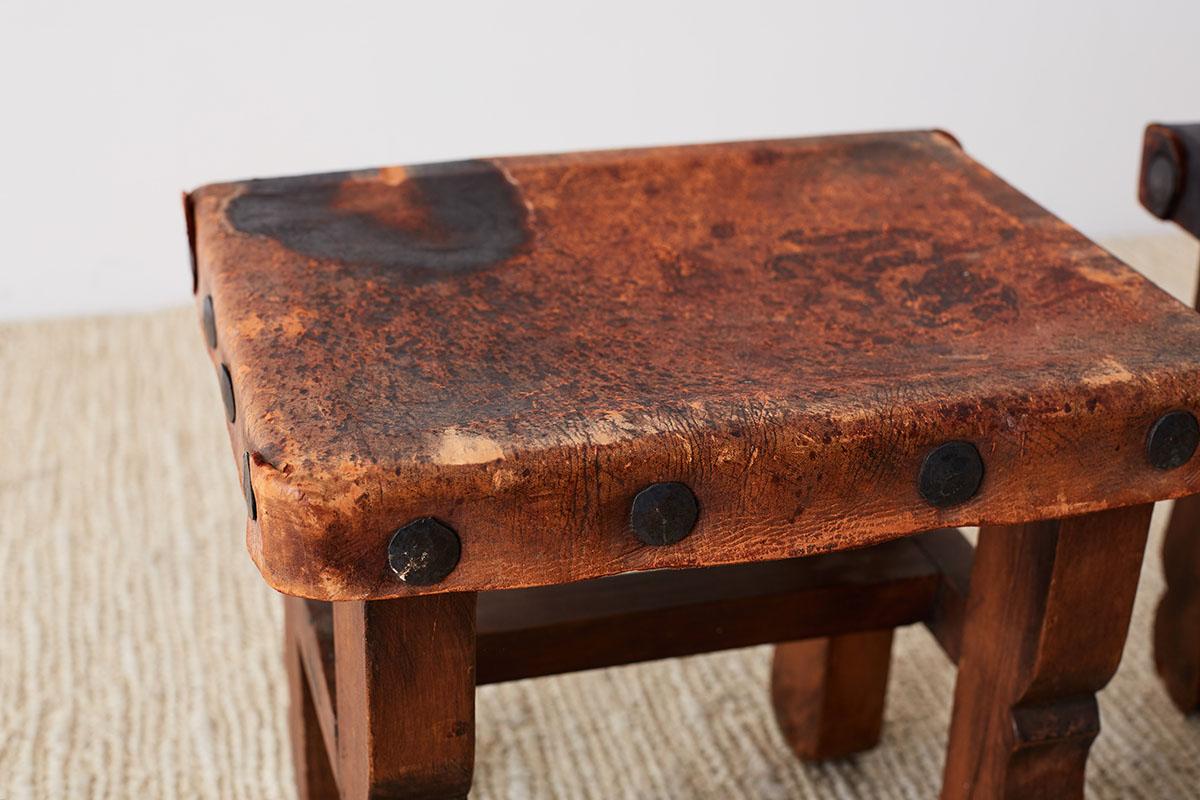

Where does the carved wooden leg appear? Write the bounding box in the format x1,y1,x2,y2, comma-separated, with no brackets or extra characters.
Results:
941,504,1152,800
334,593,477,800
1155,493,1200,712
286,602,339,800
770,629,894,760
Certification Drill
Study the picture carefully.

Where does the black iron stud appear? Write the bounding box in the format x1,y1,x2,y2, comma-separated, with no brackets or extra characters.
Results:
918,441,984,508
1147,410,1199,470
202,295,217,349
1145,149,1182,219
217,363,236,423
242,451,257,521
630,481,699,546
388,518,462,585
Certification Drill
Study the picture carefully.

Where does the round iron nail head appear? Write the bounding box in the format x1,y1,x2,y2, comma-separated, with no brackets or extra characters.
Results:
242,451,257,521
1145,150,1182,219
630,482,699,546
388,518,462,585
217,363,236,423
918,441,984,509
1147,410,1199,470
202,295,217,349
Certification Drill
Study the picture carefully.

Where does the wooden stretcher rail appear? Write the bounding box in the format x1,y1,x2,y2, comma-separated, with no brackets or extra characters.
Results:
476,535,947,684
286,527,973,767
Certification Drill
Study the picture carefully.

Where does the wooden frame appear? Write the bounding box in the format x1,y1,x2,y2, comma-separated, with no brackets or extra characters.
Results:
179,132,1196,797
943,505,1151,798
284,510,1150,799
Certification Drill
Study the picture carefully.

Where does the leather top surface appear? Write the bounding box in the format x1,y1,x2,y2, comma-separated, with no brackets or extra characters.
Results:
189,132,1200,599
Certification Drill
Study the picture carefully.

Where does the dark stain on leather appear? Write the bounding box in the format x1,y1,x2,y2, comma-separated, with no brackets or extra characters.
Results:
226,160,530,283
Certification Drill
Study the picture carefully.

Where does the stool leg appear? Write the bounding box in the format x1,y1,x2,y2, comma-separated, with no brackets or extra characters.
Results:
333,593,477,800
770,630,894,760
941,504,1152,800
286,604,339,800
1154,494,1200,712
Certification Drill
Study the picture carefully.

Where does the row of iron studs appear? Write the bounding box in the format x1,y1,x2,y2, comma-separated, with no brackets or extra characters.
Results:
384,409,1199,587
198,295,1200,589
202,293,258,522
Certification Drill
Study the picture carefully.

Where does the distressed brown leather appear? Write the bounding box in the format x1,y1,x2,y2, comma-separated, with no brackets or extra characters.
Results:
188,131,1200,600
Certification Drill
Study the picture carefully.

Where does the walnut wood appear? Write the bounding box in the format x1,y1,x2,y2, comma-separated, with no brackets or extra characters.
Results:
333,595,476,800
285,537,965,788
913,527,974,663
766,528,972,763
297,538,943,689
475,537,939,684
288,541,948,792
771,629,894,761
286,600,339,799
1156,492,1200,712
941,504,1152,800
287,597,338,772
189,132,1200,601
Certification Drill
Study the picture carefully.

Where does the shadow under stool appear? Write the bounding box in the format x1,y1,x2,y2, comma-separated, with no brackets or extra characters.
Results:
186,131,1200,799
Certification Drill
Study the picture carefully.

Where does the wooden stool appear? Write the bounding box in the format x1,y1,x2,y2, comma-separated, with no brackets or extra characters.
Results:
1139,122,1200,714
186,132,1200,799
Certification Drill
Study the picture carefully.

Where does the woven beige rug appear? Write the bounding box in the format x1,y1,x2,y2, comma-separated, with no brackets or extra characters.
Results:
3,234,1200,799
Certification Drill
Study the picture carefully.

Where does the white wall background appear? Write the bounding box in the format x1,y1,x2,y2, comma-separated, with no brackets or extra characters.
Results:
2,0,1199,320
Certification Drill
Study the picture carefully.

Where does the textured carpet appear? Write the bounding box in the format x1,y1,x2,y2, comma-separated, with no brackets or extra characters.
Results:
3,234,1200,799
